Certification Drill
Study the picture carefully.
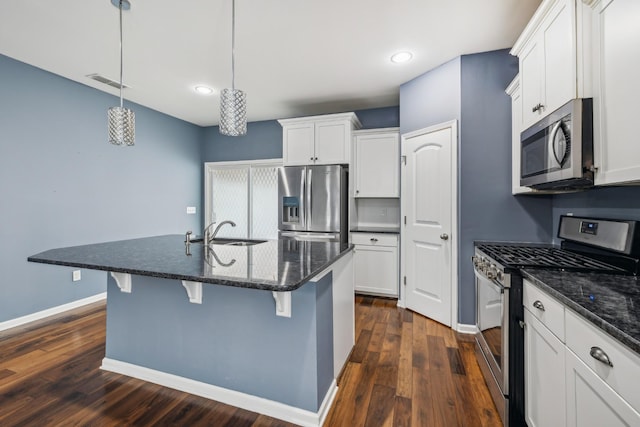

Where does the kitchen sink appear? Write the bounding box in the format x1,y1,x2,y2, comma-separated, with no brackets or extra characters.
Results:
208,238,267,246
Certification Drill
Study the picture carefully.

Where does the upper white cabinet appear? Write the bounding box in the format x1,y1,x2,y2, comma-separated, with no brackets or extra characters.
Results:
353,128,400,198
511,0,590,129
506,75,533,195
278,113,362,166
589,0,640,185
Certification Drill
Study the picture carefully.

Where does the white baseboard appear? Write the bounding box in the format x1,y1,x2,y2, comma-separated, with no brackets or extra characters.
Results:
101,358,337,427
456,323,478,334
0,292,107,332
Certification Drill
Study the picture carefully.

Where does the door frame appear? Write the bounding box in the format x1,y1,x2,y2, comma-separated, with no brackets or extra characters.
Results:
398,120,458,331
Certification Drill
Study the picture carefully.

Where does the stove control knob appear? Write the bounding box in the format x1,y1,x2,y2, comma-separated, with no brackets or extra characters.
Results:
496,271,504,282
486,264,498,280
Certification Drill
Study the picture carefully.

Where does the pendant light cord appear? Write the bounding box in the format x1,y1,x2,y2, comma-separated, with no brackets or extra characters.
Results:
119,0,124,108
231,0,235,91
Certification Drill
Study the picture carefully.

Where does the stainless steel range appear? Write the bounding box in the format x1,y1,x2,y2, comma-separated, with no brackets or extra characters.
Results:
473,215,640,426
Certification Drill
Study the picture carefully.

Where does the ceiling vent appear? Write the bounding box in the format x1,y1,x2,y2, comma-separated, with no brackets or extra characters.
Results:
86,73,130,89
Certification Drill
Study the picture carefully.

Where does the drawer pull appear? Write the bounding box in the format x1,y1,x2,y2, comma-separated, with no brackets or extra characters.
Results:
532,300,545,311
590,346,613,367
370,238,378,242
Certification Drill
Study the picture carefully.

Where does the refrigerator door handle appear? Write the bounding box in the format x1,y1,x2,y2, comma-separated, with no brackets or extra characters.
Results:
300,168,306,229
306,167,313,229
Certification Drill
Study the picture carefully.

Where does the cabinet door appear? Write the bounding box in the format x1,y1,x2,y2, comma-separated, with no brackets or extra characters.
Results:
508,77,532,194
354,132,400,197
353,244,398,297
565,349,640,427
524,309,566,427
520,40,543,129
541,0,575,117
315,120,350,165
283,123,315,166
592,0,640,185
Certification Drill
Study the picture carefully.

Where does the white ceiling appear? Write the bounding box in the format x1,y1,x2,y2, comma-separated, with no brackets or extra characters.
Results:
0,0,541,127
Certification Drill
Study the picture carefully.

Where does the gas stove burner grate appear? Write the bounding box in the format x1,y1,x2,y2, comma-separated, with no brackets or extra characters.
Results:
477,244,629,274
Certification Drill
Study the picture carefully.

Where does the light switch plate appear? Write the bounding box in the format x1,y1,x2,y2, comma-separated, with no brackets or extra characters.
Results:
72,270,81,282
186,206,197,214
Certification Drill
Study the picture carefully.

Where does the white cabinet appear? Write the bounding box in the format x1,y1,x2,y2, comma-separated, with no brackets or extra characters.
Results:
511,0,590,129
278,113,362,166
353,128,400,198
565,308,640,426
590,0,640,185
523,280,566,427
506,75,533,195
523,280,640,427
352,232,398,297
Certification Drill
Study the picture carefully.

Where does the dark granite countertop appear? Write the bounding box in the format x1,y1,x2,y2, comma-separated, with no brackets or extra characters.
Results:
522,269,640,355
350,226,400,234
28,235,353,292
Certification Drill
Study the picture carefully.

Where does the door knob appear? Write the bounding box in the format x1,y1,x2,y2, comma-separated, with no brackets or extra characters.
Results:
440,233,449,240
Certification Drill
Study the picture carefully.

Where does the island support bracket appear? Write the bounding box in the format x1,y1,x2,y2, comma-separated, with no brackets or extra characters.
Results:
272,291,291,318
110,272,132,293
181,281,203,304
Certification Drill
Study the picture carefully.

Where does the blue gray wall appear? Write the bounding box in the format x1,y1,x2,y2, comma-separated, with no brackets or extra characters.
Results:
400,50,554,325
0,54,203,322
106,273,334,411
400,57,461,134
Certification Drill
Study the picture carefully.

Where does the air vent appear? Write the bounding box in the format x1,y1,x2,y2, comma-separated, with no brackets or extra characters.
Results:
86,73,130,89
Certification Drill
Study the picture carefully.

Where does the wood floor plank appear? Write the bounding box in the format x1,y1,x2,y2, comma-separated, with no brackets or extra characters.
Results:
351,329,372,363
367,321,387,352
364,384,396,427
393,395,412,427
396,320,413,398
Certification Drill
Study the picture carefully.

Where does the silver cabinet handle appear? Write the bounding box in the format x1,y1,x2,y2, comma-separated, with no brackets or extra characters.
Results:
440,233,449,240
370,238,378,242
533,300,545,311
590,346,613,367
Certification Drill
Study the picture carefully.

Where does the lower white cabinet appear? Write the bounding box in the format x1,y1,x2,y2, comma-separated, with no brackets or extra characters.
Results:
524,308,566,427
565,349,640,427
352,233,398,297
523,279,640,427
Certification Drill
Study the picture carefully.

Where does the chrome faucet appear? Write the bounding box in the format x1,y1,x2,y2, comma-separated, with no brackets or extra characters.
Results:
204,220,237,244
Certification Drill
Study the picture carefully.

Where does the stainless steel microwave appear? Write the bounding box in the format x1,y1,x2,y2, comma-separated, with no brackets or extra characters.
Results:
520,98,594,190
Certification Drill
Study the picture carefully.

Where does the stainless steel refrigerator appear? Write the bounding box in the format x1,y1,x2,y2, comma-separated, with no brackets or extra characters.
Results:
278,165,348,242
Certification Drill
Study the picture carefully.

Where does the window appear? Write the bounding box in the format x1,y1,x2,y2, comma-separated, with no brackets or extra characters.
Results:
204,160,280,239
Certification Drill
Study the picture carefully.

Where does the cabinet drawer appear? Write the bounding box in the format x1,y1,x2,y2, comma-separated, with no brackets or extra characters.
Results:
523,280,565,341
351,233,398,247
565,309,640,412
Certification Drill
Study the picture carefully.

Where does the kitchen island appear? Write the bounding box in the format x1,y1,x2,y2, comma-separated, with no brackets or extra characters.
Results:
28,235,354,427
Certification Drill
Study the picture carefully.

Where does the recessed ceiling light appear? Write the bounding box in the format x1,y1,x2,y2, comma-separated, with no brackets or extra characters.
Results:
195,85,214,95
390,51,413,64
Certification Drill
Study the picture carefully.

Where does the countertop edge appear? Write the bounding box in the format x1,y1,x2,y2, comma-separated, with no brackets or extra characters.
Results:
28,244,355,292
521,270,640,356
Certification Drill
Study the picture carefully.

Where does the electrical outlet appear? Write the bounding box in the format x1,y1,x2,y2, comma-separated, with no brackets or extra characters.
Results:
72,270,81,282
186,206,197,214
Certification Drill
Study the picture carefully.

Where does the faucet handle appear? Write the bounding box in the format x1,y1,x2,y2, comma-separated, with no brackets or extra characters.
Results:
185,230,193,244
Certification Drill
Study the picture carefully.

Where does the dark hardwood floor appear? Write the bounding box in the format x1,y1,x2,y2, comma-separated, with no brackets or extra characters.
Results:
0,296,500,426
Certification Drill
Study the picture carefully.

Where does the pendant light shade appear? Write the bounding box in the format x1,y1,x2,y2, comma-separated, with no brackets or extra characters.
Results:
219,0,247,136
108,0,135,146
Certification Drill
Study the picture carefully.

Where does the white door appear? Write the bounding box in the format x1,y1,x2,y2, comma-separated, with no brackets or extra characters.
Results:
401,121,456,327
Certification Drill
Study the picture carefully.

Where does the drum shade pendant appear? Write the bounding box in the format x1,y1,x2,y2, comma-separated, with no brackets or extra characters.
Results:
107,0,135,146
219,0,247,136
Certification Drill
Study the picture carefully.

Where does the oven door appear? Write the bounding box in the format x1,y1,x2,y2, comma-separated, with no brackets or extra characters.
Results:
475,268,509,394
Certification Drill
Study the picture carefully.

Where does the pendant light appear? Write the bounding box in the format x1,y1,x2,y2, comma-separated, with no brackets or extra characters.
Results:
107,0,135,146
219,0,247,136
